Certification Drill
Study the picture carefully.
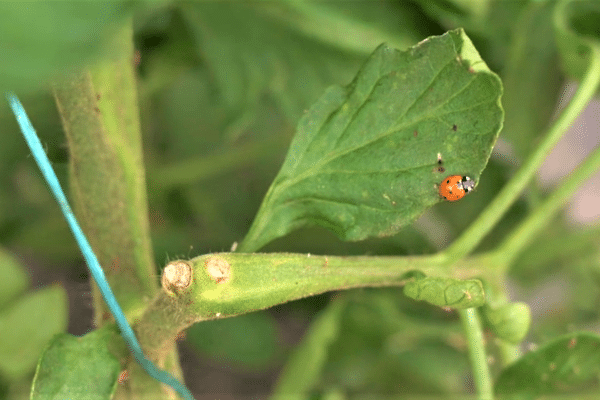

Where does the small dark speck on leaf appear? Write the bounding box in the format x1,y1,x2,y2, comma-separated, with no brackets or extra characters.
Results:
452,124,457,131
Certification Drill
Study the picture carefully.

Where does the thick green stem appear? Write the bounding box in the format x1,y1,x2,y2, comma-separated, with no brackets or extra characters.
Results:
460,308,493,400
52,20,157,322
441,45,600,265
52,19,185,400
136,252,486,359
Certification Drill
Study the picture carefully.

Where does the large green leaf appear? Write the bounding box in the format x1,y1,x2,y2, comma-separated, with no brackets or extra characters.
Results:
31,326,123,400
495,332,600,397
0,286,67,380
240,29,503,252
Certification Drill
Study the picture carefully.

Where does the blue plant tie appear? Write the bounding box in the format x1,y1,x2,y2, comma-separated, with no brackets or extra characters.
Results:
6,92,195,400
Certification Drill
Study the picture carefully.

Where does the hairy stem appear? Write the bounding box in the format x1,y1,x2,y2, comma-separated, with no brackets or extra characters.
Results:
137,252,487,357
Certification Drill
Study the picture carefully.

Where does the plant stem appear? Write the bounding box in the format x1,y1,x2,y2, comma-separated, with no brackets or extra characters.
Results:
441,45,600,265
459,308,493,400
52,21,157,321
493,141,600,270
138,252,488,355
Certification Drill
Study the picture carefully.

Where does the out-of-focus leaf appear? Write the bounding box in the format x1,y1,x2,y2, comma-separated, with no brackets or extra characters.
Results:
0,2,143,93
323,290,468,394
239,29,503,251
187,310,279,370
272,298,346,399
31,326,123,400
554,0,600,81
0,286,67,380
484,302,531,344
404,276,485,309
495,332,600,397
0,249,28,309
501,0,563,159
180,2,431,126
415,0,487,30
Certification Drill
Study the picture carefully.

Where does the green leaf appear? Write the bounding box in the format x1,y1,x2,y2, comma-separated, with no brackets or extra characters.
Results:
495,332,600,397
240,29,503,252
31,326,123,400
0,2,141,94
0,286,67,380
554,0,600,81
483,302,531,344
403,276,485,309
272,298,346,399
187,310,279,369
0,248,29,309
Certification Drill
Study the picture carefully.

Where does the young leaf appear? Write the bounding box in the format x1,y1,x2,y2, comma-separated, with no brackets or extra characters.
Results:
483,302,531,344
403,276,485,309
240,28,503,252
31,326,123,400
495,332,600,396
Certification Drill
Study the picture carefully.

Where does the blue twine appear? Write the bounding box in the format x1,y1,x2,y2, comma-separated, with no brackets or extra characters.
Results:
6,92,195,400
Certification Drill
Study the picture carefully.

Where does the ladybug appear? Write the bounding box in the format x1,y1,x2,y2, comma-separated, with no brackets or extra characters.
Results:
439,175,475,201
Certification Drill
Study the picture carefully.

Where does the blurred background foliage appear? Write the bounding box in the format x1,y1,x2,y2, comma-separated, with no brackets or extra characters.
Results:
1,0,600,398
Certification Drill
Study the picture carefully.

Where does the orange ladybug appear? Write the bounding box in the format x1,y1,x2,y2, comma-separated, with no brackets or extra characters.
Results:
439,175,475,201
